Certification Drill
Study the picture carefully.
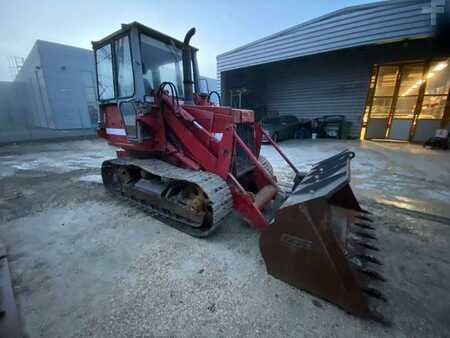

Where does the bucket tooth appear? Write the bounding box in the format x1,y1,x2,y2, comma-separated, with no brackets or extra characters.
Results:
355,241,380,252
356,215,373,222
371,311,390,326
346,241,367,257
355,254,382,265
354,231,377,240
354,222,376,231
357,268,386,282
363,287,387,302
360,208,372,214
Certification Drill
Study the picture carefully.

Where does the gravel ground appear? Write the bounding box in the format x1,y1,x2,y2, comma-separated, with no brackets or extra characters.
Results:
0,138,449,337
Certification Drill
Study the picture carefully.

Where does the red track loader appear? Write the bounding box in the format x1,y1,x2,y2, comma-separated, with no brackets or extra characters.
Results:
93,22,386,321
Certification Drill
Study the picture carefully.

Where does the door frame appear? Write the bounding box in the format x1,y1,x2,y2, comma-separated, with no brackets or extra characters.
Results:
361,58,450,142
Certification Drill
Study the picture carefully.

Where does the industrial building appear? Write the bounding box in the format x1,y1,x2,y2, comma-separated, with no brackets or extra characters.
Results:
15,40,99,130
217,0,450,142
0,39,217,144
0,40,97,143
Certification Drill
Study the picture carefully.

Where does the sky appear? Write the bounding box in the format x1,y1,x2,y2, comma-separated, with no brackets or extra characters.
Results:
0,0,379,81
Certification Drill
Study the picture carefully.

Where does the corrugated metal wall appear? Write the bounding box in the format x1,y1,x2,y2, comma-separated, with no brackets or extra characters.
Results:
217,0,434,74
263,51,372,136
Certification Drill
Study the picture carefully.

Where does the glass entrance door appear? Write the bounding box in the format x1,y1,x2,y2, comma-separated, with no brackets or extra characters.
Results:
365,66,398,139
388,63,424,140
363,59,450,142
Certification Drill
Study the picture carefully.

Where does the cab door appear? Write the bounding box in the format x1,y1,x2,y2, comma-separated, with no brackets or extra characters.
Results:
114,35,138,139
95,32,140,140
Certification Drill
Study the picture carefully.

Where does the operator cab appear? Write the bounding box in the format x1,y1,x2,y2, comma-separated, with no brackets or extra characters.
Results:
92,22,200,138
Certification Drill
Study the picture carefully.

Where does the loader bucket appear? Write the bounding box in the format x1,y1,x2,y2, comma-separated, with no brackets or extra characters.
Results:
260,150,386,322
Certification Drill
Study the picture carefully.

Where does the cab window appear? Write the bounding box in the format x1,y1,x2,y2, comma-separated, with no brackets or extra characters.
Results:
95,44,114,100
140,34,184,97
115,35,134,98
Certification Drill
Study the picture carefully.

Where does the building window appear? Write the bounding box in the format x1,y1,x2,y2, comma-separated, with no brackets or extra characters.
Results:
370,97,393,118
370,66,398,118
374,66,398,97
394,64,424,119
419,59,450,120
115,35,134,98
95,44,114,100
420,96,448,119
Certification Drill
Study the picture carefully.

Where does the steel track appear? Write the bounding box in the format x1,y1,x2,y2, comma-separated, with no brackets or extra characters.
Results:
102,158,234,238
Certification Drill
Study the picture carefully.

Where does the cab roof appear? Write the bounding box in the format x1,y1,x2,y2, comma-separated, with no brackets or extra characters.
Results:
91,21,198,51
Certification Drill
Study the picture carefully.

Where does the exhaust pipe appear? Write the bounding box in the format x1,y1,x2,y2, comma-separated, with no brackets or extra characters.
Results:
182,27,196,104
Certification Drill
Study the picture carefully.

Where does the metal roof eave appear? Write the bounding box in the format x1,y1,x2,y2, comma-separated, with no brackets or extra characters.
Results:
217,0,424,59
218,34,433,73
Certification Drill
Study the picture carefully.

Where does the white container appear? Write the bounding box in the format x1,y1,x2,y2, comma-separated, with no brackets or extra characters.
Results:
312,133,317,139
